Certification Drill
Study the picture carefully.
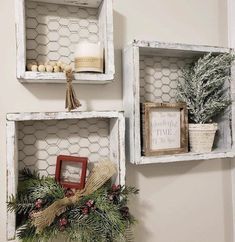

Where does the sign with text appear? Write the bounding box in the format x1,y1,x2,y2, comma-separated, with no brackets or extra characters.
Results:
150,108,181,150
143,102,188,156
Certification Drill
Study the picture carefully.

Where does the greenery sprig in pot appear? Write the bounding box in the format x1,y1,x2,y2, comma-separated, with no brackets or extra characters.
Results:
177,53,234,153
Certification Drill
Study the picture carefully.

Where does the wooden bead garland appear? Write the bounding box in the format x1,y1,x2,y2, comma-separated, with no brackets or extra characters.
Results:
26,61,72,73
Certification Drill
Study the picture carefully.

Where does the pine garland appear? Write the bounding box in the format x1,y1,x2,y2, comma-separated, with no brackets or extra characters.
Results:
177,53,234,123
7,169,138,242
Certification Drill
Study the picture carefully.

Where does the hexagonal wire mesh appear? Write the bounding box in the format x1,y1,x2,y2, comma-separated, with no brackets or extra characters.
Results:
18,118,110,179
26,0,100,65
139,55,193,103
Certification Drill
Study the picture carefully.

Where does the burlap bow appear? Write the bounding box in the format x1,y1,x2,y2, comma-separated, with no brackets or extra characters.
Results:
32,160,117,232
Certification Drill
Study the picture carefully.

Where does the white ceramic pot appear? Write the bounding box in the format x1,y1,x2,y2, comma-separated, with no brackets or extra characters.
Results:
189,123,218,153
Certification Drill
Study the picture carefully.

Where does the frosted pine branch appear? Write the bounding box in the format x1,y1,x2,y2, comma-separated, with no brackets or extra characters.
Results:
177,53,234,124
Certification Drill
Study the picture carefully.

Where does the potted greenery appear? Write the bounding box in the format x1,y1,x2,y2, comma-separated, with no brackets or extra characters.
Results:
177,53,234,153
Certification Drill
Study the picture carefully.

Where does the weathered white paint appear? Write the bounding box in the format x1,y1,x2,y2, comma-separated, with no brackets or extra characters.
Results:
123,46,133,162
109,113,125,185
6,121,18,240
228,0,235,49
118,113,126,185
123,40,234,164
110,118,120,183
6,111,125,240
104,0,115,78
138,151,235,165
231,60,235,242
7,111,123,121
123,45,137,163
16,0,114,83
30,0,102,8
19,72,114,84
134,40,230,56
15,0,26,80
227,5,235,240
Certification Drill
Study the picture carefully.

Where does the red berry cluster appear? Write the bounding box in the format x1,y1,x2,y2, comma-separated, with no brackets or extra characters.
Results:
35,199,43,209
59,217,68,231
65,189,75,198
108,184,121,204
108,184,131,219
119,206,130,219
112,184,121,192
82,200,96,215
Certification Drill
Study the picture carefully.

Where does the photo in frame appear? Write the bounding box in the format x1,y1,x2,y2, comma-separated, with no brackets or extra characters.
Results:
55,155,88,190
142,102,188,156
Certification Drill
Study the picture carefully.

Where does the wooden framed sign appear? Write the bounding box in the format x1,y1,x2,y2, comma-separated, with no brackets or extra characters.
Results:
55,155,88,190
142,102,188,156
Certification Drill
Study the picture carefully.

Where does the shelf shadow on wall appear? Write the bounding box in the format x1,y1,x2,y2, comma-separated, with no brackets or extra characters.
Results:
126,158,231,197
126,159,232,242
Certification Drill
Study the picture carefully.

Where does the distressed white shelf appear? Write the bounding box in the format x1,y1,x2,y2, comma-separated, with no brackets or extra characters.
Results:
138,151,235,165
6,111,125,240
16,0,114,84
123,40,235,165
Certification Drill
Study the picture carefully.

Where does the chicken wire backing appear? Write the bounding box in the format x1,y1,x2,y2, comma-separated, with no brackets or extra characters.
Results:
139,55,193,103
18,118,110,178
26,0,100,65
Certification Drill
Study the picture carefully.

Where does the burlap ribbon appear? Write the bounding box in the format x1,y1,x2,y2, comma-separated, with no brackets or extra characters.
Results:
65,70,81,112
32,160,117,232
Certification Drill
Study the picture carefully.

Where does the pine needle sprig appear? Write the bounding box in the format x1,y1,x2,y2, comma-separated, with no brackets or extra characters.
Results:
18,176,64,202
19,168,40,181
17,223,37,242
7,194,34,216
28,177,65,201
17,221,61,242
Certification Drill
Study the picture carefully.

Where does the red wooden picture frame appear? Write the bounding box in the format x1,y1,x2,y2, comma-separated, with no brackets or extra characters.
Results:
55,155,88,190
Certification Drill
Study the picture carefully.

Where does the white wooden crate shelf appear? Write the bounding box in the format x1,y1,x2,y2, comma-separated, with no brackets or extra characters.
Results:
123,40,235,165
16,0,114,83
6,111,125,240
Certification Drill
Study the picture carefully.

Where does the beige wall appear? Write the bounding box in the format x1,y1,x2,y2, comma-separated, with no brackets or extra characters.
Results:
0,0,233,241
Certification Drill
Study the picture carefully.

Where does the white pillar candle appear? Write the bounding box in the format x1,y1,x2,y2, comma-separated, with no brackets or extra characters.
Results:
74,42,103,73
